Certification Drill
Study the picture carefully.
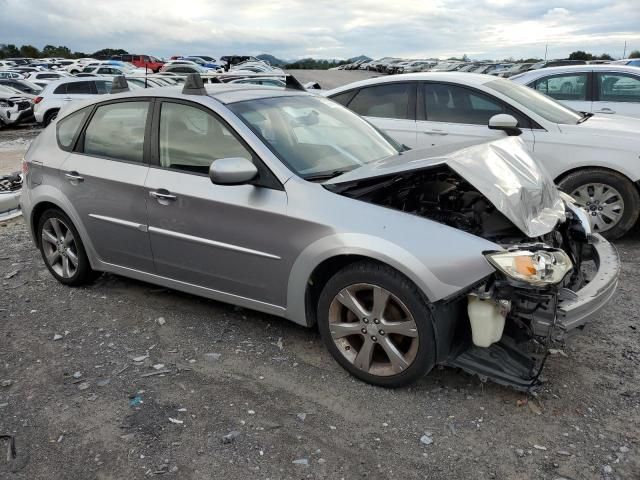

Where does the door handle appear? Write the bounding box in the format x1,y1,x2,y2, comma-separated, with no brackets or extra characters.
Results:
422,129,449,135
64,171,84,182
595,108,615,114
149,190,177,201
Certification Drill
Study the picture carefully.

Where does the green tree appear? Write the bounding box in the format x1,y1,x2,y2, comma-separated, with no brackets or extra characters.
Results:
568,50,593,61
19,44,41,58
91,48,128,59
596,53,613,60
629,50,640,59
0,44,21,59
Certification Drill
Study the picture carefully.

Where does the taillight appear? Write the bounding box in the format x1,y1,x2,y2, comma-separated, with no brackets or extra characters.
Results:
33,96,43,104
22,159,29,175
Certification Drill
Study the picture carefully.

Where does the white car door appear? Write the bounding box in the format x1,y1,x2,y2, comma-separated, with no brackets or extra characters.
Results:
339,82,417,148
415,82,535,150
530,72,592,114
62,80,96,105
592,71,640,118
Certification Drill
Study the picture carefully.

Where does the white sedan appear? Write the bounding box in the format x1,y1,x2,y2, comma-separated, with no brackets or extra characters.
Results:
325,72,640,239
511,64,640,118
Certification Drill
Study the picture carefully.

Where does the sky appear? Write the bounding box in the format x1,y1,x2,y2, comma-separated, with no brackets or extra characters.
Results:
1,0,638,60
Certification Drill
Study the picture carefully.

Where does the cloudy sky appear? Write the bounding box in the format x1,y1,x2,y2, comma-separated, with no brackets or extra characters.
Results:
1,0,638,60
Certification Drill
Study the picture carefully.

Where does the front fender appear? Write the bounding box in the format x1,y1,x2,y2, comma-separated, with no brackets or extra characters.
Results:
285,232,493,326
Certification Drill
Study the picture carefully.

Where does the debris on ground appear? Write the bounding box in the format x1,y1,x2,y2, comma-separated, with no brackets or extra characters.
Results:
221,431,240,444
420,433,433,446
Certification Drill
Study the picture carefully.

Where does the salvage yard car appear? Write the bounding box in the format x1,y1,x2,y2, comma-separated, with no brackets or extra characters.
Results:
20,75,619,390
325,73,640,239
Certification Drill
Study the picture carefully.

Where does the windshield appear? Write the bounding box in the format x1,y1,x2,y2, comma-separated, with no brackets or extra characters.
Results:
486,78,583,124
229,96,400,179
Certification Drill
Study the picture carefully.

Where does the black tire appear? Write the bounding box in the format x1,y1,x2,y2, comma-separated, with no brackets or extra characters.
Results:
558,168,640,240
317,261,436,388
37,208,98,286
43,109,59,127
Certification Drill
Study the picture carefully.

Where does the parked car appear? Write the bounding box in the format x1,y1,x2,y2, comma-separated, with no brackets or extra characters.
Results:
527,59,587,71
498,63,534,78
612,58,640,67
511,65,640,118
0,60,18,69
111,54,164,72
0,78,43,96
161,63,211,74
20,77,618,390
0,71,26,80
0,85,33,127
325,72,640,238
32,78,113,126
81,65,146,77
182,56,220,69
0,171,23,221
25,71,70,87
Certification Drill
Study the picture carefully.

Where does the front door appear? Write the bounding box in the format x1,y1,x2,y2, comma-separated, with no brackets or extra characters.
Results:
145,100,288,306
416,82,535,150
59,99,154,271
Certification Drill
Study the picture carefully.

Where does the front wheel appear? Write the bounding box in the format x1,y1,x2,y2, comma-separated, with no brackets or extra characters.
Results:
317,261,436,388
558,169,640,239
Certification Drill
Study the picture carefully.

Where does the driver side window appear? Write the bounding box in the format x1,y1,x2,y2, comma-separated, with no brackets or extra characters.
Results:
158,102,252,175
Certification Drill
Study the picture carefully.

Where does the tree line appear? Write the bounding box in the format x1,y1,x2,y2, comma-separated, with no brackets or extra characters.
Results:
0,44,129,60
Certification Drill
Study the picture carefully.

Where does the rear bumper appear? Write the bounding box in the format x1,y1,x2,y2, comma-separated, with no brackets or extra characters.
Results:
532,234,619,337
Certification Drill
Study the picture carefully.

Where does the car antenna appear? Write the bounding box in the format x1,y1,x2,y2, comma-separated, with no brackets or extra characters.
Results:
182,73,207,95
285,74,306,91
110,75,129,94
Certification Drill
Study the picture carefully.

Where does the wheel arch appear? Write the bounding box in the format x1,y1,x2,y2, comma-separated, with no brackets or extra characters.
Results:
554,165,640,190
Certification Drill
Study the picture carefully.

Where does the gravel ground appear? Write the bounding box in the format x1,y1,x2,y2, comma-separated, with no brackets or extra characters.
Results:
1,70,639,479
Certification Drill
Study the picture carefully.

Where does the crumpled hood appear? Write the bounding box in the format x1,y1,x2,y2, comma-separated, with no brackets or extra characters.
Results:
326,137,566,238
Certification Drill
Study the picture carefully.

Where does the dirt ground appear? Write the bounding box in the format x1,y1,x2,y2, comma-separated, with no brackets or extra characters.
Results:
1,71,639,479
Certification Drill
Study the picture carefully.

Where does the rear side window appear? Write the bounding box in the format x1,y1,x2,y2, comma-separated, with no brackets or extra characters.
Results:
53,84,67,95
348,83,411,119
330,90,357,107
57,108,90,151
596,73,640,103
84,101,149,163
66,81,93,94
94,80,112,94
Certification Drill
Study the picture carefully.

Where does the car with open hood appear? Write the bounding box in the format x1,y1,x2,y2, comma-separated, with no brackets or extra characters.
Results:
325,72,640,239
20,75,619,391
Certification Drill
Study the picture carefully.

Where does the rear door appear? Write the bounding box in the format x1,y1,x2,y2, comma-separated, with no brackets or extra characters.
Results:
592,71,640,118
416,82,535,149
332,82,417,147
59,98,154,271
531,71,592,113
63,80,96,104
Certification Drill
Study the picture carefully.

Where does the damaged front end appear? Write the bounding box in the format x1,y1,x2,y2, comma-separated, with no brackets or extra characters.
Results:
326,138,619,391
0,171,22,221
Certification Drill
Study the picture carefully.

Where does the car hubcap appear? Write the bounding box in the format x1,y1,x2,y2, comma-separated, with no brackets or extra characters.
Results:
571,183,624,233
41,218,78,278
328,283,419,377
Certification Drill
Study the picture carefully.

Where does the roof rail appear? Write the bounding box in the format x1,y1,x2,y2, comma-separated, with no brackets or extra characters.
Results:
182,73,207,95
285,74,306,91
110,75,129,94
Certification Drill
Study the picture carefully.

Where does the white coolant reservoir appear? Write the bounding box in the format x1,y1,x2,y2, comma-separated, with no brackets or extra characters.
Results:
467,296,508,347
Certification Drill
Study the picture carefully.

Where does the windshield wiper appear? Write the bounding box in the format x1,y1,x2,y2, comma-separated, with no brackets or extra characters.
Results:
303,169,352,182
577,112,594,124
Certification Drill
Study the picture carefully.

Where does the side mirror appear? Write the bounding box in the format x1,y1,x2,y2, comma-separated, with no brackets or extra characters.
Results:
488,114,522,136
209,157,258,185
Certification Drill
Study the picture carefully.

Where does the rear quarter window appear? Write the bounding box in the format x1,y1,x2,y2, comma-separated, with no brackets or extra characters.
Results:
57,107,91,151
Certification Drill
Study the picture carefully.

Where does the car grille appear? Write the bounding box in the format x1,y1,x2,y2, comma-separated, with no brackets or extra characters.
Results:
17,101,30,111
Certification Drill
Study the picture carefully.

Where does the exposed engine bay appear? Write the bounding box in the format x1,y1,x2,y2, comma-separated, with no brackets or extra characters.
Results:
327,164,596,391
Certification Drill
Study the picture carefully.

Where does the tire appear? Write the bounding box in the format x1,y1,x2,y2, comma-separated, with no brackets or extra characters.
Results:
43,109,59,127
558,169,640,240
37,208,98,286
317,261,436,388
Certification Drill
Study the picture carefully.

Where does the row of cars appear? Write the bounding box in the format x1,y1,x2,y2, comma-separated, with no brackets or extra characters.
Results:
20,71,621,391
338,56,640,77
0,57,286,128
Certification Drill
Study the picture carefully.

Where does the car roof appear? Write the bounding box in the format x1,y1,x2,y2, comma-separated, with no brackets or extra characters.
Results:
325,72,499,93
511,64,640,81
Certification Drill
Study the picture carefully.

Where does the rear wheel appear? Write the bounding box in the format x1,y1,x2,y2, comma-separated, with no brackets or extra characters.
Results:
43,109,59,127
558,169,639,239
317,261,436,388
37,209,97,286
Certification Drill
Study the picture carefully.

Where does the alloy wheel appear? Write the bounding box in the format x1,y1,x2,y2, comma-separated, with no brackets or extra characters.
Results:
327,283,419,377
571,183,624,233
41,217,79,278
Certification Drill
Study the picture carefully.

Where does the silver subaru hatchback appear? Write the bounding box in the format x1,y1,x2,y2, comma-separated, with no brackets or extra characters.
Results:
20,75,619,390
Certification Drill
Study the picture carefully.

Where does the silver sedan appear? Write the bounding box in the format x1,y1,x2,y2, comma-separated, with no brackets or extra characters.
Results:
20,76,619,390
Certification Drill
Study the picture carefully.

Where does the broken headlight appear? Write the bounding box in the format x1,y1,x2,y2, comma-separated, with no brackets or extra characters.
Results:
485,249,573,286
